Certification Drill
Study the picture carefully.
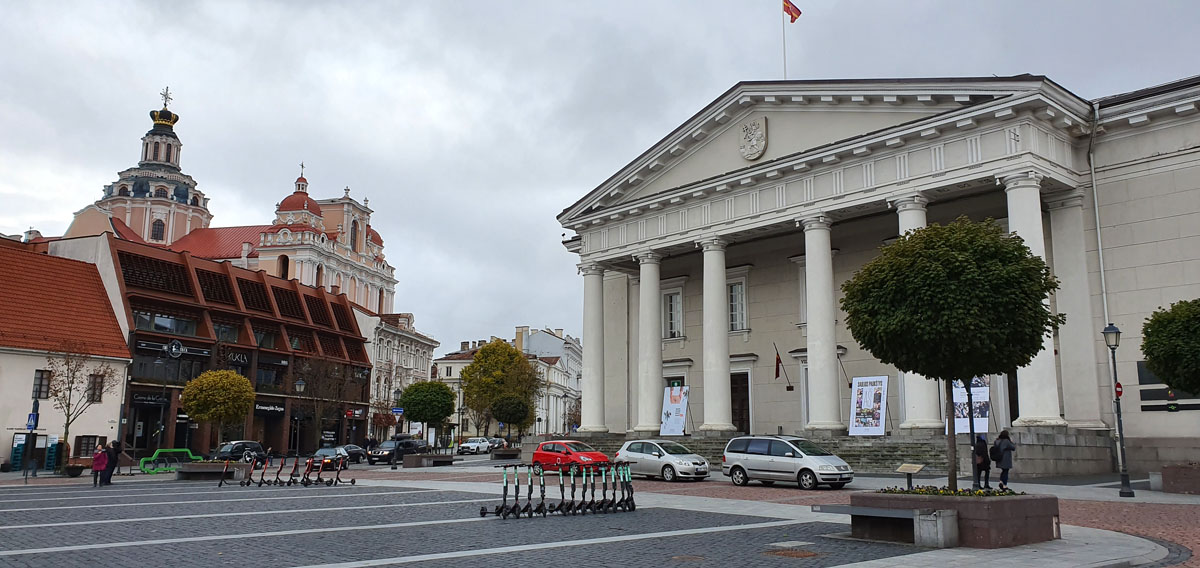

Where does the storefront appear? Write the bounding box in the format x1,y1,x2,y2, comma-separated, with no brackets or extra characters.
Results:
250,399,287,453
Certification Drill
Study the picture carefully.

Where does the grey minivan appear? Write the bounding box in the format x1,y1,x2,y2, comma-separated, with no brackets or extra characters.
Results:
721,435,853,489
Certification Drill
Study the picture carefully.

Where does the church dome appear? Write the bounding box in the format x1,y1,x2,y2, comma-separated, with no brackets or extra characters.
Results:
279,191,322,215
367,225,383,246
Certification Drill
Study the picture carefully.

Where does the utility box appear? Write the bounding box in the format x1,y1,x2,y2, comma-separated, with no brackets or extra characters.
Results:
915,509,959,548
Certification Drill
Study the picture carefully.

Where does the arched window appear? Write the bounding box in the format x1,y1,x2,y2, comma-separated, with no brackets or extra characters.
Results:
154,187,168,198
350,221,360,252
118,186,130,196
315,265,324,288
165,144,173,163
153,142,160,161
378,288,385,312
279,255,290,279
190,195,199,206
151,220,165,241
143,142,149,161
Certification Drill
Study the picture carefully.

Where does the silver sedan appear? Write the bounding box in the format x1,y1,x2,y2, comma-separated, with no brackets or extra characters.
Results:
615,440,710,481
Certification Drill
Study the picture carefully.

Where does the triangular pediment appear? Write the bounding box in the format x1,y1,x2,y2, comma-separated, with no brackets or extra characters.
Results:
560,75,1064,225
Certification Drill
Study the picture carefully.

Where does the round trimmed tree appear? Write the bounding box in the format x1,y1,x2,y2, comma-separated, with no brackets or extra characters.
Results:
1141,298,1200,396
397,380,455,443
840,217,1063,490
181,370,256,444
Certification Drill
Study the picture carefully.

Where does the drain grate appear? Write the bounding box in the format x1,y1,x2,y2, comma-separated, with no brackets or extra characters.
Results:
765,549,819,558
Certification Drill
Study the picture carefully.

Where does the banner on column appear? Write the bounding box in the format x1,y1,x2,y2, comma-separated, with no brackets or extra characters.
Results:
659,386,689,436
948,376,991,433
849,376,888,436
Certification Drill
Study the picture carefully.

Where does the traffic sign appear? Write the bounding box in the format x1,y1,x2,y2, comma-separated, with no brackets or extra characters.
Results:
1114,382,1123,398
392,407,404,415
26,413,38,431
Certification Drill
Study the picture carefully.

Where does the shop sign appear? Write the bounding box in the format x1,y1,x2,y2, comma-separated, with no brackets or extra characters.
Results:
227,351,251,366
258,354,289,367
132,393,169,405
254,403,285,415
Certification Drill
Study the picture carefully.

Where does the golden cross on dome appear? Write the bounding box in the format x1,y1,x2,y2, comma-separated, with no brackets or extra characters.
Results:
160,86,173,108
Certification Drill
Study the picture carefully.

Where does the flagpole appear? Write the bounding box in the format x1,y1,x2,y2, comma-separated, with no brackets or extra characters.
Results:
781,8,788,80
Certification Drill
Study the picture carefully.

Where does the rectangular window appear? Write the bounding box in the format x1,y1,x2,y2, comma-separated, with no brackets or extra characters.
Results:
254,328,277,349
74,435,106,457
445,366,452,377
32,370,51,399
728,281,747,331
662,291,683,339
86,374,104,403
132,309,197,336
213,323,239,343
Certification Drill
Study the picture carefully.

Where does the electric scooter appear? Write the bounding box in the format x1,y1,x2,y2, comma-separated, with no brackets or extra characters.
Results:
506,465,523,519
563,467,578,515
596,465,610,513
313,457,328,486
481,465,512,517
622,463,636,512
533,467,547,517
299,458,315,486
240,458,259,486
576,467,590,516
272,457,287,486
520,465,534,518
217,459,231,488
550,468,565,514
334,456,355,485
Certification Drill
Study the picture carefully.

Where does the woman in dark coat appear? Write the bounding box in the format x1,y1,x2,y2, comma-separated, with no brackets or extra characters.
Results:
101,441,119,486
994,430,1017,490
973,434,992,489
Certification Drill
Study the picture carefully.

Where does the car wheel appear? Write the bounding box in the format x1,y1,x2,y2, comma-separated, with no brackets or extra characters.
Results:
532,463,544,476
829,482,847,489
760,480,775,486
798,469,818,490
730,466,748,486
661,465,676,482
368,459,375,466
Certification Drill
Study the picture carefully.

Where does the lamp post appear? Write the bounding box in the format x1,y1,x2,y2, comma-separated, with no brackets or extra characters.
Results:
391,387,402,470
293,379,306,458
1102,323,1135,498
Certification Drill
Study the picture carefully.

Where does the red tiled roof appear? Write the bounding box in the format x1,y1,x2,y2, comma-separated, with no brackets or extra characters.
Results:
262,223,321,235
539,356,561,365
170,225,271,259
279,191,323,215
367,225,383,246
379,313,412,329
436,349,478,361
0,246,129,359
110,218,150,245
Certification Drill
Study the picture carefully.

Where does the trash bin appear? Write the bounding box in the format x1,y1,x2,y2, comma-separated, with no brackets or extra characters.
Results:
915,509,958,548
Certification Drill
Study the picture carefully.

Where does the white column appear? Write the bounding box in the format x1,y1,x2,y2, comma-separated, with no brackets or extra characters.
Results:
892,195,944,430
1003,172,1067,426
578,263,608,433
698,237,736,431
1048,189,1105,427
801,216,843,430
634,251,663,433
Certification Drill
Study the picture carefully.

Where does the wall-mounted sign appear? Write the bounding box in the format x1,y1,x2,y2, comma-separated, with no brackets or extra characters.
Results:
352,408,365,418
132,393,169,406
136,341,211,358
254,403,285,415
258,355,289,367
226,351,251,366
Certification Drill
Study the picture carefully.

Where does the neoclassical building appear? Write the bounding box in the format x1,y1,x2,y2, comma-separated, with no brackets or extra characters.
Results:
559,74,1200,473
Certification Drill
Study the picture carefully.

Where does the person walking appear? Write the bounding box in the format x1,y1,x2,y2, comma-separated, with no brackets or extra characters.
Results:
993,430,1017,490
91,444,108,488
100,441,119,486
972,434,992,490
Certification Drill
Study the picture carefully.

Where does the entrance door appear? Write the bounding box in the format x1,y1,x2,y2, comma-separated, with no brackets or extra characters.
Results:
730,372,750,434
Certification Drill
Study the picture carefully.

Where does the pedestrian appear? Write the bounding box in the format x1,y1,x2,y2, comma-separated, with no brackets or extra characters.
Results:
91,444,108,487
973,434,992,490
993,430,1017,490
101,441,119,486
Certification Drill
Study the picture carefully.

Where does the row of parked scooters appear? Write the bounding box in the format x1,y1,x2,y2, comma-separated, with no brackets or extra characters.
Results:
480,462,636,519
216,456,356,488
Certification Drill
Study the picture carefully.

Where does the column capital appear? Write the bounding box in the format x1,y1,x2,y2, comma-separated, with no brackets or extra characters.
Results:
889,193,929,212
797,214,831,231
633,250,662,264
577,262,605,277
695,236,727,252
1044,189,1086,211
997,170,1045,191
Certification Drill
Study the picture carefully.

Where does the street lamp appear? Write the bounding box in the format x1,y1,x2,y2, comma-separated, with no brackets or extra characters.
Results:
1102,323,1135,498
391,387,402,470
293,379,306,457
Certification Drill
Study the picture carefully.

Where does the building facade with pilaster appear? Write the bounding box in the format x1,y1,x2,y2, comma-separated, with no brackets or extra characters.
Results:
558,74,1200,474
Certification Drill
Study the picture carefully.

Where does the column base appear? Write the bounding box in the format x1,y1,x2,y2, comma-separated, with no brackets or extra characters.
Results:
803,422,848,439
1066,419,1109,429
698,422,737,432
632,424,661,434
1012,416,1069,427
576,425,609,434
898,419,945,430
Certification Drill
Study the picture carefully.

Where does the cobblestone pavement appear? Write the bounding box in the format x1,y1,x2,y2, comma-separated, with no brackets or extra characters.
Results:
0,478,921,568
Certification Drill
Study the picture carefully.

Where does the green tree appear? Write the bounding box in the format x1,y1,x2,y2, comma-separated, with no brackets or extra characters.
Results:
491,394,530,439
840,217,1063,490
44,340,119,467
181,370,255,443
1142,298,1200,396
460,340,545,435
397,380,455,432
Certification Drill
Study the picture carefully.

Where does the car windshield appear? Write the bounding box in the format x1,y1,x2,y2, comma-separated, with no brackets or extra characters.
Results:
378,441,397,449
314,448,337,457
658,442,692,455
792,439,832,456
563,442,596,452
218,444,233,453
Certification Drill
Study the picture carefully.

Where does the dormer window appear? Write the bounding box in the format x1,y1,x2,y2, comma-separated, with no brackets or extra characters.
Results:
190,195,199,206
154,187,168,198
119,186,130,197
151,220,165,241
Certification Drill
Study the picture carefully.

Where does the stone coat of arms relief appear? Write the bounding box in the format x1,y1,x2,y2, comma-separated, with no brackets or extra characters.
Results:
738,117,767,160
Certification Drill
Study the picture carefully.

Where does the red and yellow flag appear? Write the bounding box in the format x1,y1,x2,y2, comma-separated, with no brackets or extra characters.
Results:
783,0,802,23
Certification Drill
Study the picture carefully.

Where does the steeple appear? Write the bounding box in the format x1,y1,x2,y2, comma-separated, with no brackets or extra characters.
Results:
139,86,183,170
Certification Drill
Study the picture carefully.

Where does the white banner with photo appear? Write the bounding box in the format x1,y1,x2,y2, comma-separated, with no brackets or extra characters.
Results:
948,376,991,433
849,376,888,436
659,386,689,436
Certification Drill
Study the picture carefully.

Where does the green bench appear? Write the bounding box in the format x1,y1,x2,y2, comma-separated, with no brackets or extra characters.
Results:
139,448,203,474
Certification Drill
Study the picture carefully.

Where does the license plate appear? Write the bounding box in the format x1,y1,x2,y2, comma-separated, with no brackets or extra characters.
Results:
696,467,708,473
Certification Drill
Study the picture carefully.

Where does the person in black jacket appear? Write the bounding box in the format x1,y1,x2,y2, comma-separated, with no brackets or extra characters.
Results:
101,441,119,486
973,434,992,490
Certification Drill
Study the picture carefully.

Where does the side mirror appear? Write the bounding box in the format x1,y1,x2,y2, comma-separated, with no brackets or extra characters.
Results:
784,452,794,458
652,452,661,457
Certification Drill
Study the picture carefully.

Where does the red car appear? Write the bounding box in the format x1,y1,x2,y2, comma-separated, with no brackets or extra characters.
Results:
530,440,610,475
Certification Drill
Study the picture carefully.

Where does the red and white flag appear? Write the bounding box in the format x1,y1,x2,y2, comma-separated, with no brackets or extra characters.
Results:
783,0,802,23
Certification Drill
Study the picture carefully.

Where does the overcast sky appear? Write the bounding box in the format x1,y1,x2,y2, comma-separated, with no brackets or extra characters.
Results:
1,1,1196,357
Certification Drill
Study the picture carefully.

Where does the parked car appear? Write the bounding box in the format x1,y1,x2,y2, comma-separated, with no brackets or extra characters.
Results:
212,441,268,464
721,435,853,489
338,444,368,463
488,437,506,450
530,440,610,475
367,439,428,464
615,439,709,482
313,447,350,469
458,437,492,455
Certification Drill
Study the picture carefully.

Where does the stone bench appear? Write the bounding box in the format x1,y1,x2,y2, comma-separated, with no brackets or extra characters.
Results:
175,462,251,481
491,448,521,460
402,454,460,468
812,504,958,548
848,493,1058,548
